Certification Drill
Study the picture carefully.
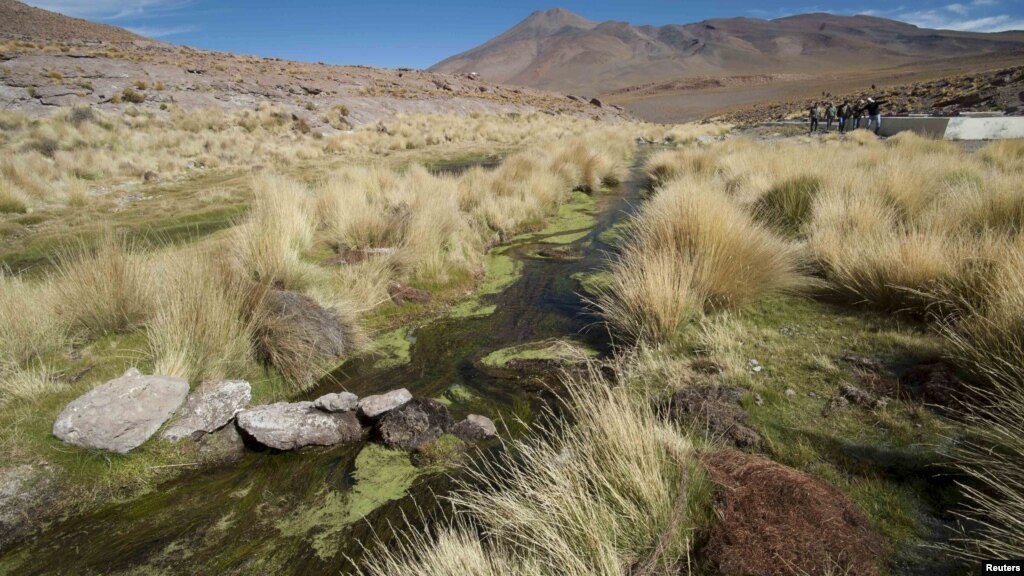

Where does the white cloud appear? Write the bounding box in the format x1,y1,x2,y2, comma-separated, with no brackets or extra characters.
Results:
125,24,198,38
897,9,1024,31
972,0,998,6
22,1,191,20
945,3,970,16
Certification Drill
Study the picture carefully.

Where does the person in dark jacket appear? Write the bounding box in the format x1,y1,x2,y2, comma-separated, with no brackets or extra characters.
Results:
808,102,821,134
847,99,864,129
863,97,886,135
837,101,850,133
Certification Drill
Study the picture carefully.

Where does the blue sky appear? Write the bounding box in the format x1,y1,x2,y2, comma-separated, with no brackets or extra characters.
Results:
24,0,1024,69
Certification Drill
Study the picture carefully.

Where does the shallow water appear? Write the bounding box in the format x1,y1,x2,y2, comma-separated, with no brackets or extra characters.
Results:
0,161,646,575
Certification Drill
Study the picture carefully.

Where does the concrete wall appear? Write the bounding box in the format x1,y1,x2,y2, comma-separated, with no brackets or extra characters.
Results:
880,117,1024,140
878,117,950,138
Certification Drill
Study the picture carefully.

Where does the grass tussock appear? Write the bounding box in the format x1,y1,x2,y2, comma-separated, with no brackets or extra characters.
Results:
598,173,804,344
607,133,1024,558
147,248,260,383
364,361,713,576
53,235,152,337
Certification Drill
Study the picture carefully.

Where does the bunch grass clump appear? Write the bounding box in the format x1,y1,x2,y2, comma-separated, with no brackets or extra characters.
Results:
364,361,713,576
598,173,804,343
53,235,152,337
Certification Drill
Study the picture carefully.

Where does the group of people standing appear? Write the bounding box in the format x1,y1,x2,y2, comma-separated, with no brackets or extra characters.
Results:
808,98,886,135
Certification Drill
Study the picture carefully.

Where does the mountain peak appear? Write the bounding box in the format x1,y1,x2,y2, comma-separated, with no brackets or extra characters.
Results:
514,7,597,35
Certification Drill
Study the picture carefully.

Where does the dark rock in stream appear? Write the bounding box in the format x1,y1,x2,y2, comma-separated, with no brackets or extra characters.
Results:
236,402,363,450
376,398,453,451
162,379,252,442
53,368,189,453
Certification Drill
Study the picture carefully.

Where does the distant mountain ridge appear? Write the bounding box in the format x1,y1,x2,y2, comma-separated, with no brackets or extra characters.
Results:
431,8,1024,95
0,0,147,43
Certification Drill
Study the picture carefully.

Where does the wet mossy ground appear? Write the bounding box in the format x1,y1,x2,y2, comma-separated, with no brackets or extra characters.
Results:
0,158,648,575
661,292,968,575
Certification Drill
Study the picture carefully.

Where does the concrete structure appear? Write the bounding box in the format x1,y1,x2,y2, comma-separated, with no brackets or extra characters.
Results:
761,117,1024,140
876,117,1024,140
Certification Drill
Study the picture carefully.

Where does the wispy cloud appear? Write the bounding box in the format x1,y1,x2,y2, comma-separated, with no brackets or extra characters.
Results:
125,24,198,38
23,1,192,20
945,3,970,16
897,9,1024,31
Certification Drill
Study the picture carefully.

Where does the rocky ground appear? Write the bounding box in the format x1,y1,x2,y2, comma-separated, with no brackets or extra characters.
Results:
715,65,1024,124
0,39,627,129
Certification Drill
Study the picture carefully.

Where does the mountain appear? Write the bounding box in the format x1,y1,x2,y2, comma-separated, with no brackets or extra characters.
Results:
431,8,1024,96
0,0,146,43
0,0,623,126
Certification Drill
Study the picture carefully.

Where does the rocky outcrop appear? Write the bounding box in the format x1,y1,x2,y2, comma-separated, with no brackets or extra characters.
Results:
313,391,359,413
162,379,251,442
236,402,362,450
376,398,453,451
357,388,412,420
52,368,189,453
451,414,497,442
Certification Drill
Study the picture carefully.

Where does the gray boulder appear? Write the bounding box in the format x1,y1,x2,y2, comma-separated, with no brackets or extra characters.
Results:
53,368,189,453
376,398,452,451
236,402,362,450
451,414,498,443
162,379,252,442
314,391,358,413
357,388,412,420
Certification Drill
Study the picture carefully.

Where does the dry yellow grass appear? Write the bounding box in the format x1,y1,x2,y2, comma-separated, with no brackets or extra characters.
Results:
364,360,713,576
598,173,804,343
604,133,1024,559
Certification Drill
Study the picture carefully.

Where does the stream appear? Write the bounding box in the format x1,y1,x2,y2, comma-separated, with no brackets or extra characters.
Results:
0,159,647,575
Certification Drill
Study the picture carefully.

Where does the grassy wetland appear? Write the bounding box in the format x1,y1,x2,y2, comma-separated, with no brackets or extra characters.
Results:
2,100,1023,575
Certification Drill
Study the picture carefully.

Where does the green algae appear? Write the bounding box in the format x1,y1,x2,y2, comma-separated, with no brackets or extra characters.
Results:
524,191,598,241
444,384,479,404
369,327,413,369
572,270,615,296
275,444,420,561
417,434,467,467
348,444,421,523
481,338,600,368
448,246,521,319
597,220,632,247
541,230,591,245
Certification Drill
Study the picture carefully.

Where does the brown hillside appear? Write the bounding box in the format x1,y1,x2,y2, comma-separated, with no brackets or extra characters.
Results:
0,1,625,127
432,8,1024,99
0,0,146,43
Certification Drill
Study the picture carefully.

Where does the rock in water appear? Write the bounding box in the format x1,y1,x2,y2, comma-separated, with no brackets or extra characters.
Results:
357,388,412,420
377,398,453,451
236,402,362,450
52,368,189,453
451,414,497,442
162,379,252,442
314,391,359,413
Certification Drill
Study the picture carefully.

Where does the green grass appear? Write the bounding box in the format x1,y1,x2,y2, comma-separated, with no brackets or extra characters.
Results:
673,292,959,564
